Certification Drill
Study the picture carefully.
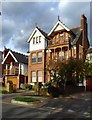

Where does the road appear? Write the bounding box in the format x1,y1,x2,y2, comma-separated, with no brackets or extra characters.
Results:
1,92,92,119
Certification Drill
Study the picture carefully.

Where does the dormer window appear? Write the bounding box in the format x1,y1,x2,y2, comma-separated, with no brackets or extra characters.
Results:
36,37,38,43
39,36,41,43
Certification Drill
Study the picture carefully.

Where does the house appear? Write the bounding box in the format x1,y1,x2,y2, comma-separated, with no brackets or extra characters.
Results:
2,48,28,89
86,46,92,63
85,46,92,91
27,26,49,86
27,14,89,86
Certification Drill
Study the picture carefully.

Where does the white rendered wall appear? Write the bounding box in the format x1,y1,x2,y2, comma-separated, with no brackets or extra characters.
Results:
54,24,64,31
29,29,47,51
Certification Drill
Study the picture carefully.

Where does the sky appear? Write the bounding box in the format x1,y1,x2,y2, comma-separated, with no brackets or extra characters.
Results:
0,0,91,54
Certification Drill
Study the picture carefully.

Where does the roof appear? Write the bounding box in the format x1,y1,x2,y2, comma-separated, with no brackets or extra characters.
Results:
70,26,82,45
48,19,70,36
27,26,50,42
36,27,50,40
12,51,28,64
2,49,28,64
87,47,92,54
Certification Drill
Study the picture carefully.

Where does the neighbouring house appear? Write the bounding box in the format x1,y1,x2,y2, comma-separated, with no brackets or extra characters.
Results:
86,46,92,91
86,46,92,63
2,49,28,89
27,14,89,86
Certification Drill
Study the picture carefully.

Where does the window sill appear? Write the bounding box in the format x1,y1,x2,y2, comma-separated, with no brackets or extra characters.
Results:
37,62,42,64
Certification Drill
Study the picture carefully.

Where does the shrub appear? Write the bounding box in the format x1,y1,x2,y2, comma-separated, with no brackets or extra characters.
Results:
15,97,40,102
0,90,9,94
0,82,2,87
22,84,32,90
48,85,60,97
44,81,51,88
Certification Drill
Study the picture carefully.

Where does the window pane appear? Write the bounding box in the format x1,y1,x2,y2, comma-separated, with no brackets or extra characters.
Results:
38,52,42,63
39,36,41,43
32,53,36,63
38,58,42,62
36,37,38,43
32,58,36,63
32,53,36,58
38,71,42,82
38,52,42,57
32,72,36,82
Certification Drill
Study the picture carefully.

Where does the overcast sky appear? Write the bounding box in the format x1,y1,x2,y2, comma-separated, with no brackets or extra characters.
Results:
0,1,91,53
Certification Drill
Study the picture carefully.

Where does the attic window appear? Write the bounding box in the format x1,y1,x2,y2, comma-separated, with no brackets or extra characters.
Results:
39,36,41,43
36,37,38,43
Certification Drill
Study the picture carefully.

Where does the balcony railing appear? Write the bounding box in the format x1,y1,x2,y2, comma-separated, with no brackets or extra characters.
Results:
4,68,19,75
48,39,69,46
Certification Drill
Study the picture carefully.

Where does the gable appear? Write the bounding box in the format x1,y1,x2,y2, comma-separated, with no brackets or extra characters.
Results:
48,20,70,36
54,23,65,31
2,51,18,64
27,27,45,43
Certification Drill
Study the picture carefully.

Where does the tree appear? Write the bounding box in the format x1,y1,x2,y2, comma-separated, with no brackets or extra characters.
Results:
84,61,92,76
65,58,85,85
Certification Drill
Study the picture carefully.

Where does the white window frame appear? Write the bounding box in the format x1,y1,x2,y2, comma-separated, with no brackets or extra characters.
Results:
38,71,42,82
32,71,36,82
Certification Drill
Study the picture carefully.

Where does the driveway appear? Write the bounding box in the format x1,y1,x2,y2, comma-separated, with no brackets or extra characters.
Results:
1,91,92,119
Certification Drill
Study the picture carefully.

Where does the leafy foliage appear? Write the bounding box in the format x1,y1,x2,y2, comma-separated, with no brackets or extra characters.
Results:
22,84,32,90
0,90,9,94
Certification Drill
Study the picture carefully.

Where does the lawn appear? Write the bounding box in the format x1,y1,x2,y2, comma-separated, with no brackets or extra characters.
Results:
14,97,40,102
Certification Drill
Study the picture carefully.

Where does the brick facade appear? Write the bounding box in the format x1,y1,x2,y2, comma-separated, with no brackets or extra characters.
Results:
28,15,89,85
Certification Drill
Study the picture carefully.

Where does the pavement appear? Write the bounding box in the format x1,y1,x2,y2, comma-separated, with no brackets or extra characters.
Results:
1,90,92,119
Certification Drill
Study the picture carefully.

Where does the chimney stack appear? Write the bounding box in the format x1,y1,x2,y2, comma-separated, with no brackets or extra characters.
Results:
81,14,89,60
81,14,88,48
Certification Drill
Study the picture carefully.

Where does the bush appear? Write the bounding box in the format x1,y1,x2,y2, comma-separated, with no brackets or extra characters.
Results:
48,85,60,97
0,90,9,94
0,82,2,87
22,84,32,90
44,81,51,88
15,97,40,102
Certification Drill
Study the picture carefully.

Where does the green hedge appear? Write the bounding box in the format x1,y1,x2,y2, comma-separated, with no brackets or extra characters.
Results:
0,90,9,94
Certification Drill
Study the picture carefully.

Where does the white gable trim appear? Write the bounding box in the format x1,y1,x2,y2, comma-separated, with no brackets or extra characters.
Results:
48,20,70,36
27,28,37,43
2,50,18,64
27,27,45,43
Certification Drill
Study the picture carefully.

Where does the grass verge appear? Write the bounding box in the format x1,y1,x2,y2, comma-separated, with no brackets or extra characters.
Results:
14,97,40,102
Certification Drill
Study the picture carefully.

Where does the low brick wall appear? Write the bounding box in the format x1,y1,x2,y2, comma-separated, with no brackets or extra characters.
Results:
65,85,85,94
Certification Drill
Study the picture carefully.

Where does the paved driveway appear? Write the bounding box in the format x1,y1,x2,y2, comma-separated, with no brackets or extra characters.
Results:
1,92,92,119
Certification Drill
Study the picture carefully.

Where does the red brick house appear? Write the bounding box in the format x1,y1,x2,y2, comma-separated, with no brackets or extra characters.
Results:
2,49,28,88
27,14,89,86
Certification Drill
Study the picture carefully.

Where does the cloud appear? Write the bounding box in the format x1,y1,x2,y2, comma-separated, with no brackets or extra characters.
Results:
1,1,91,53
